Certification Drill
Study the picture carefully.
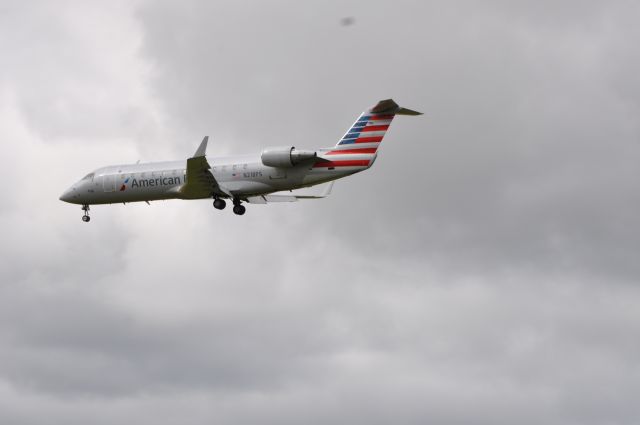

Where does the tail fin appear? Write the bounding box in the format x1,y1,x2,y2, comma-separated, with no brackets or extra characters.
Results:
326,99,422,160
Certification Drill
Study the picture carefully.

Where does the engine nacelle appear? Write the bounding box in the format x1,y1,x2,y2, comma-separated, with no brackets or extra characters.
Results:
261,146,317,168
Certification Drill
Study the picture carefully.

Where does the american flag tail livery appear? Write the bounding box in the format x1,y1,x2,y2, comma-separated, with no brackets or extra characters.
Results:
315,99,422,170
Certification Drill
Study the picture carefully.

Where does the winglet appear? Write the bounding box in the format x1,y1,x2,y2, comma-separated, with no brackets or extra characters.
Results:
193,136,209,157
290,181,335,199
319,181,334,197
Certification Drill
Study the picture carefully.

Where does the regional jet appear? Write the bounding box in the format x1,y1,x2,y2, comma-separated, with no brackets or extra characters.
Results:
60,99,421,221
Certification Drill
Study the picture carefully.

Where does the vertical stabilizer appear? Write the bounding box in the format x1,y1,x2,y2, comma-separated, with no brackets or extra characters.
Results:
316,99,422,170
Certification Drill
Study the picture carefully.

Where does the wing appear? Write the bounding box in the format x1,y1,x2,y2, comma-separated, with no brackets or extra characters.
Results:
178,136,232,199
246,182,334,204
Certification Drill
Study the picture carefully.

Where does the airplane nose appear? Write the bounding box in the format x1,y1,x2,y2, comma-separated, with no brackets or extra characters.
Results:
59,187,76,203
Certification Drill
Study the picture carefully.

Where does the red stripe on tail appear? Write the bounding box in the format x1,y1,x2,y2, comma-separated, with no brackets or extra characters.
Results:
313,159,371,168
326,148,378,155
355,136,383,143
361,125,389,132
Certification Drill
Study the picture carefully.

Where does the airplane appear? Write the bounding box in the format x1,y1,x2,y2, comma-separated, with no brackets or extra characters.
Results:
59,99,421,221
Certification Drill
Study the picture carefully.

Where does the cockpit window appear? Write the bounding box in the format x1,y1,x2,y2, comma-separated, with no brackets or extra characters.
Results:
82,173,95,180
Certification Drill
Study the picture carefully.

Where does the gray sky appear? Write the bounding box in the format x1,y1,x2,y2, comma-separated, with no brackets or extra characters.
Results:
1,0,639,424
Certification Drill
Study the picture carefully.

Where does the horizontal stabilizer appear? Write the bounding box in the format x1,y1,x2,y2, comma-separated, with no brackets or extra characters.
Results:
397,107,423,115
370,99,399,114
370,99,422,115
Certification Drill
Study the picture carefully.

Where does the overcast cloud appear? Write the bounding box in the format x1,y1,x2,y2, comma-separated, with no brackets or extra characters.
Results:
1,0,639,424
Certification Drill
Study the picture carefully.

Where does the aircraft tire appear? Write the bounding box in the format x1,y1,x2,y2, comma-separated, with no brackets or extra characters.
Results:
233,205,246,216
82,216,90,222
213,199,226,210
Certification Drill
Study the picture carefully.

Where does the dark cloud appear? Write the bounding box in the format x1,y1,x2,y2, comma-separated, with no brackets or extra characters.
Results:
1,0,639,424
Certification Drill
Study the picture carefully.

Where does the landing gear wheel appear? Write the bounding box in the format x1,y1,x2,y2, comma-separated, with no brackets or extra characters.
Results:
82,216,91,222
232,204,246,215
213,198,226,210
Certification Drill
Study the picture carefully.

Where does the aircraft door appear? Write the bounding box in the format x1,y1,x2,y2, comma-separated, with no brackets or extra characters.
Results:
103,174,116,192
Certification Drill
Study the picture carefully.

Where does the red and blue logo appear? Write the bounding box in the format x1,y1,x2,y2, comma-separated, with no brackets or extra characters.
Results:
120,178,130,191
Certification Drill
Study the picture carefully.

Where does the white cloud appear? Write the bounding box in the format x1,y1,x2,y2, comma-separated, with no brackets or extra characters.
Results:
1,0,639,424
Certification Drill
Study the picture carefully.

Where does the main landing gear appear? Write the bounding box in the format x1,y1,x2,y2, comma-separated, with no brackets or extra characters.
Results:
213,196,246,215
232,199,246,216
81,204,91,222
213,198,226,210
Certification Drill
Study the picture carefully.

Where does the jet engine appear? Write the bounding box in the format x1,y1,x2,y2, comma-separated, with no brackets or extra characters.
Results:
261,146,317,168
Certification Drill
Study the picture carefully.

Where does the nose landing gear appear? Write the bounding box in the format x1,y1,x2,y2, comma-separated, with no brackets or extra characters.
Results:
81,205,91,222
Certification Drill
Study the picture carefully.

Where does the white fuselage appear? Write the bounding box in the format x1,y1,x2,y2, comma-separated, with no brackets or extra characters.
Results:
60,150,368,205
